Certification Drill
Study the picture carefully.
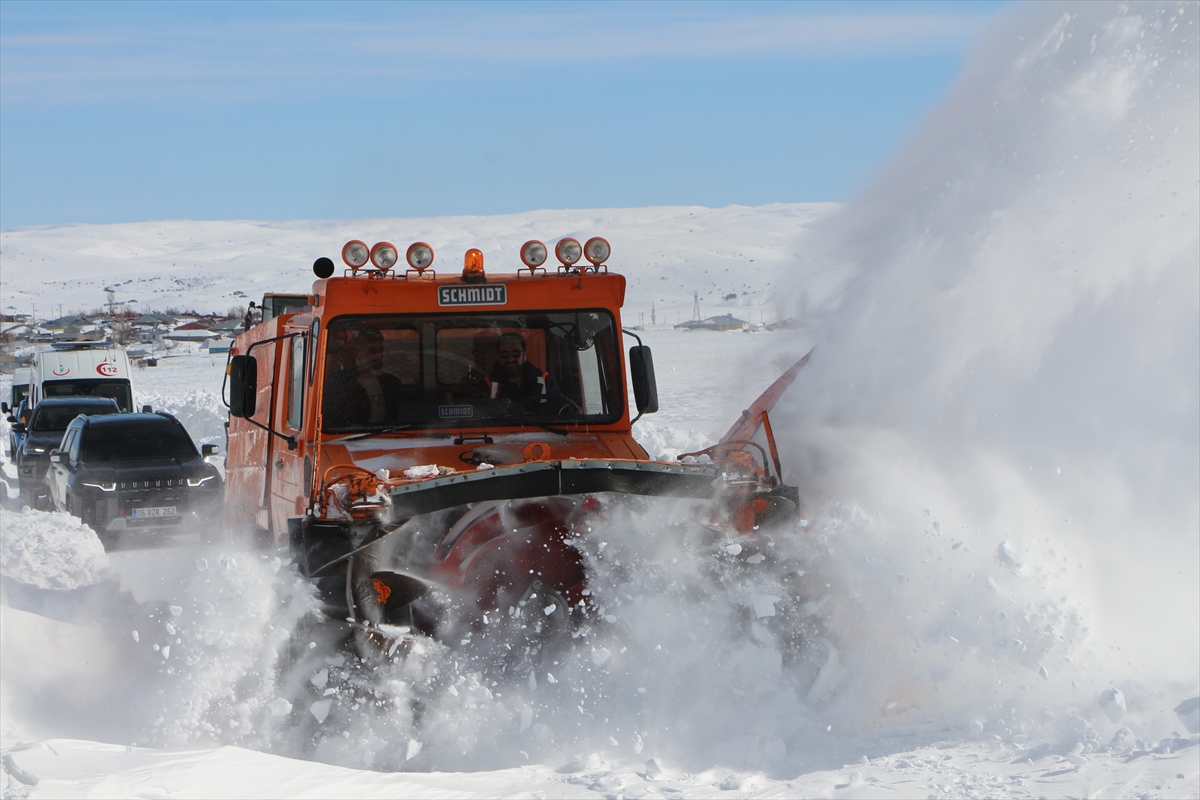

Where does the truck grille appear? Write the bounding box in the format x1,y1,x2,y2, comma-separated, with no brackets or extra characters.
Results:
118,478,185,490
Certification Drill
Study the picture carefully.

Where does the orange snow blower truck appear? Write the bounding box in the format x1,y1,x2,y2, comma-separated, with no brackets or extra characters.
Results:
224,237,809,653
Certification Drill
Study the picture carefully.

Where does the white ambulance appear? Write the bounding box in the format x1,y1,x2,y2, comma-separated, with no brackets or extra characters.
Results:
30,344,134,413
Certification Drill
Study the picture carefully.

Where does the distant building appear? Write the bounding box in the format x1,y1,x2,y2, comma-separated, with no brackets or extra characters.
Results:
674,314,747,331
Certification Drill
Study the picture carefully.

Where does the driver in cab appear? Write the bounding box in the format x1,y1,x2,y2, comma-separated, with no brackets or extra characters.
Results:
323,327,405,428
486,333,572,415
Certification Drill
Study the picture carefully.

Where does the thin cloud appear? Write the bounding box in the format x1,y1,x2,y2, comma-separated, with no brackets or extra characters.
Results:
0,6,996,104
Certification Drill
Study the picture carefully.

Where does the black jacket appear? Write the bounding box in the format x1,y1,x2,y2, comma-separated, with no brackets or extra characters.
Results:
323,368,407,428
486,362,570,414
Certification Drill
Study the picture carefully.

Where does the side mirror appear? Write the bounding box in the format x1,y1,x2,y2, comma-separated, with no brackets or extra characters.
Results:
5,416,15,424
228,354,258,418
202,444,220,457
11,422,26,433
142,404,153,413
49,449,62,464
1,402,9,414
628,345,659,415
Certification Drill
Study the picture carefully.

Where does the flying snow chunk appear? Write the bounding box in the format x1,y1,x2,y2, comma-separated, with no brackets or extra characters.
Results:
591,647,612,666
311,668,329,689
1110,727,1136,749
752,594,780,618
403,465,439,480
1174,696,1200,734
406,739,423,760
268,698,292,716
309,699,332,724
520,707,533,732
1099,687,1127,723
996,541,1022,569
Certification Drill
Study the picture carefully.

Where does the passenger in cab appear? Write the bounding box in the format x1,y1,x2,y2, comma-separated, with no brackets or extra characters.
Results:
486,333,573,415
323,327,405,428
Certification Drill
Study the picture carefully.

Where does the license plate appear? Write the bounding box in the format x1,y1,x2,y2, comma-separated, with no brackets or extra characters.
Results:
130,506,177,518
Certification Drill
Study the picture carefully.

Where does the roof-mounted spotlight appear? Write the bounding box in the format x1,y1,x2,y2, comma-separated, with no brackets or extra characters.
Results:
462,248,486,283
342,240,370,269
583,237,610,266
555,237,582,267
406,242,435,273
520,240,548,270
370,242,399,271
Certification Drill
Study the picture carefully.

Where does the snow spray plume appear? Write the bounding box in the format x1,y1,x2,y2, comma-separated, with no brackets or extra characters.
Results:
767,0,1198,739
247,497,835,774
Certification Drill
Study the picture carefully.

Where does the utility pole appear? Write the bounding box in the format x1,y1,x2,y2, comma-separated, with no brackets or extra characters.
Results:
692,292,700,321
651,302,656,325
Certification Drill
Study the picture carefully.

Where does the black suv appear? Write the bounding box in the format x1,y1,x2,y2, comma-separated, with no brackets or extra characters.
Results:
16,397,121,508
46,412,223,541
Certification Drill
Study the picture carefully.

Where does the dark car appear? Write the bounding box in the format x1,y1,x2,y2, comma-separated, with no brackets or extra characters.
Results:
46,412,222,542
16,397,121,508
6,398,31,462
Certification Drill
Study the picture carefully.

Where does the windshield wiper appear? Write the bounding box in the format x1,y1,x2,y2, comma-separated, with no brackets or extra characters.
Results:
333,426,415,443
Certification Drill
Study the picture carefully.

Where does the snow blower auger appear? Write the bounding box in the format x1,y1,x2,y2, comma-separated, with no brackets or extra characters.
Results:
222,236,813,659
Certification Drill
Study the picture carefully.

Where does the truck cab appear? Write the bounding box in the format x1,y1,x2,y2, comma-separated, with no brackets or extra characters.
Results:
224,238,663,542
3,367,31,415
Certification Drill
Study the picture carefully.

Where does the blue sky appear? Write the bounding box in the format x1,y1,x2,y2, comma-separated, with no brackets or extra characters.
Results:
0,1,1004,229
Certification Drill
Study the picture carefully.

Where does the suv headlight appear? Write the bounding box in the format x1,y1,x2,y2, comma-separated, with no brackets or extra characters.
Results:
28,446,46,454
187,475,216,487
83,481,116,492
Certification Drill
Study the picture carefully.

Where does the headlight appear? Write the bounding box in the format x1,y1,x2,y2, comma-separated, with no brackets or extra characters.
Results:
555,237,582,266
83,481,116,492
406,242,434,272
584,237,610,265
370,242,399,271
187,475,216,487
342,240,370,268
29,446,46,454
520,240,548,269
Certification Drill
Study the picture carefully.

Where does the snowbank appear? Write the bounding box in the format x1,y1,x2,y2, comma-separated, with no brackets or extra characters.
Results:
0,508,109,591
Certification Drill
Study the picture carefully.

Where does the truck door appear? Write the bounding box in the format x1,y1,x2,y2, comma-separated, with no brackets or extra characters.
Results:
270,331,310,541
224,335,282,533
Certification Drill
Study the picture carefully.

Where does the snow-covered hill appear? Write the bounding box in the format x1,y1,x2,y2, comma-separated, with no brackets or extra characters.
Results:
0,203,834,326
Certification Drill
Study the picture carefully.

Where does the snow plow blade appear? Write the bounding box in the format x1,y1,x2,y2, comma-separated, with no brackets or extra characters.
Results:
386,459,718,518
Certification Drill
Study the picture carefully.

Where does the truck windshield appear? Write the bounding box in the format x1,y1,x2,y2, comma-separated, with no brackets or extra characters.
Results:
41,379,133,413
321,311,623,433
82,424,197,462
